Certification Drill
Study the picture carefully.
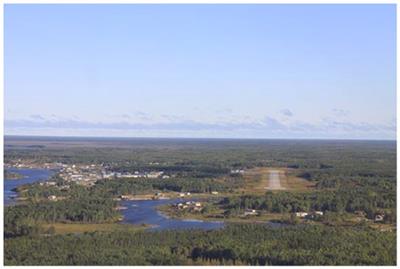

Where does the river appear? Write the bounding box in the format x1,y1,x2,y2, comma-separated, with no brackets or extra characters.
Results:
4,168,223,230
120,199,224,230
4,168,56,205
4,168,285,231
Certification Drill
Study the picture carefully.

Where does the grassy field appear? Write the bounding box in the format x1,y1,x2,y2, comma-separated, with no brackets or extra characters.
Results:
282,169,316,191
40,222,149,234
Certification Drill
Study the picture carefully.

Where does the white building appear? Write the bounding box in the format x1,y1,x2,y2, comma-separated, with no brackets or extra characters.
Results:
295,212,308,218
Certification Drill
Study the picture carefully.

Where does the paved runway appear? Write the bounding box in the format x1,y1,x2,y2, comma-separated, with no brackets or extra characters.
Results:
266,170,285,190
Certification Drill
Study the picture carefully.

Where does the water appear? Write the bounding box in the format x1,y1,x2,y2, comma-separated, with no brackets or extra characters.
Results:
120,199,225,231
4,168,56,205
3,168,224,230
4,168,281,231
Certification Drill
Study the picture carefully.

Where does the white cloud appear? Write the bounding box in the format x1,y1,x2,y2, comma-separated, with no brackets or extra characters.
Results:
332,108,350,117
280,109,293,117
4,114,396,140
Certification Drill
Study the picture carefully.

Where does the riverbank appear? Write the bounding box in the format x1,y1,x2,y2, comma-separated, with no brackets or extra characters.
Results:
156,203,288,223
156,202,397,231
4,168,56,206
119,199,224,230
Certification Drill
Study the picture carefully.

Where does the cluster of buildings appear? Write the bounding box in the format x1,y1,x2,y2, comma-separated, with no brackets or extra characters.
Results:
178,192,191,197
354,210,385,222
230,169,245,174
5,159,64,170
295,211,324,219
175,201,203,212
7,159,171,186
119,192,169,200
39,181,70,190
58,164,103,186
102,170,168,179
47,195,66,202
57,163,170,186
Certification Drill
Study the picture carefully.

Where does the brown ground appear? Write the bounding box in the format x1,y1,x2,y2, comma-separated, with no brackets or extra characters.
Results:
40,223,148,234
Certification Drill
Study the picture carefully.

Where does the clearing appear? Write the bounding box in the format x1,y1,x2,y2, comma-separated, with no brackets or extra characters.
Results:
240,167,315,194
40,223,148,234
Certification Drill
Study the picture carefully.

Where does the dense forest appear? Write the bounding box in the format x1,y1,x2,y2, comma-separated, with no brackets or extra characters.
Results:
220,187,396,222
93,176,243,194
5,224,395,265
5,184,120,238
5,137,395,172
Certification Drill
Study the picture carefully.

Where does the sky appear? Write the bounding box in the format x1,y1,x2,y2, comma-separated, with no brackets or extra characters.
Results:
4,4,396,140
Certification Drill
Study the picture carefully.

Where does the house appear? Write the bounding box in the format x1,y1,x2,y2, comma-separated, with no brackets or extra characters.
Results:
176,202,192,210
147,171,164,178
305,211,324,220
295,212,308,218
120,195,133,200
114,206,128,211
123,174,137,178
375,214,385,222
48,195,57,201
71,174,83,180
244,209,258,216
230,169,244,174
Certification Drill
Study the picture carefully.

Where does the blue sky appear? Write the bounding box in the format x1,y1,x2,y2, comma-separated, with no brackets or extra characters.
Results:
4,4,396,139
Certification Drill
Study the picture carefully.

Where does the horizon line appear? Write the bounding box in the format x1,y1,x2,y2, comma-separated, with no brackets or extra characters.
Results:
4,134,396,142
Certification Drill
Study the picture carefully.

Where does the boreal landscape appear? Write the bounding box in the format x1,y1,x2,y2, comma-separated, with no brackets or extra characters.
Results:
4,3,396,266
3,136,396,265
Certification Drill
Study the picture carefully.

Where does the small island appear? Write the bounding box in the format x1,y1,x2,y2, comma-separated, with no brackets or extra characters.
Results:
4,170,25,180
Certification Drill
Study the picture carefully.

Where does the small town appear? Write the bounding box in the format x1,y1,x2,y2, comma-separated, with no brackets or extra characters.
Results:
6,159,171,189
